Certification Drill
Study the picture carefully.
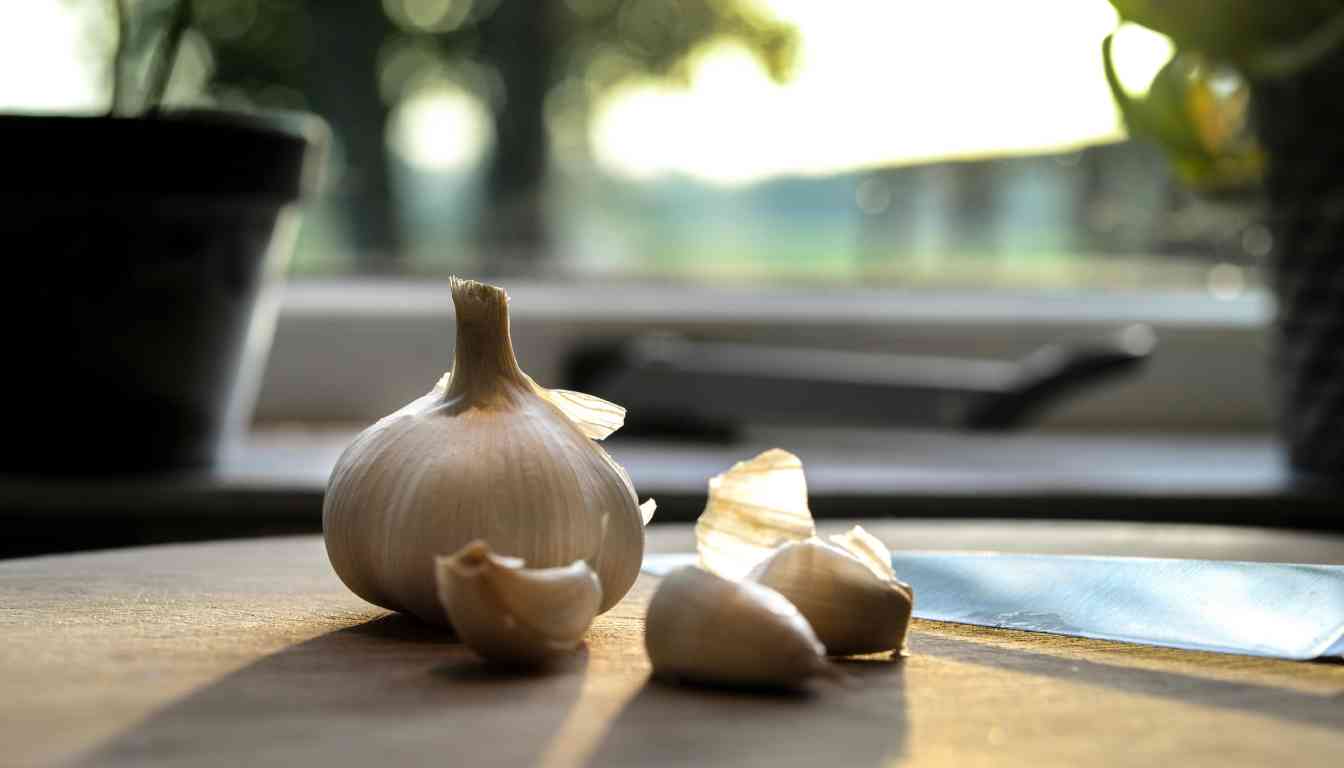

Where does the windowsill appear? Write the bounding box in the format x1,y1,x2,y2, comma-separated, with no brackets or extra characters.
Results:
3,425,1337,558
258,279,1274,431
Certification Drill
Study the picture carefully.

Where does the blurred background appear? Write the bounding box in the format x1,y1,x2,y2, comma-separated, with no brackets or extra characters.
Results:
7,0,1323,557
4,0,1268,290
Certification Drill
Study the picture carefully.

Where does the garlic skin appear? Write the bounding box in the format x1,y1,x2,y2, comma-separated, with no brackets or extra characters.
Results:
323,278,648,626
645,566,834,689
436,540,601,665
695,449,816,580
747,532,914,656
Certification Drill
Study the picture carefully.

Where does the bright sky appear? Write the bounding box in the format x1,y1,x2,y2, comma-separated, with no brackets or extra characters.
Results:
590,0,1167,185
0,2,108,113
0,0,1174,184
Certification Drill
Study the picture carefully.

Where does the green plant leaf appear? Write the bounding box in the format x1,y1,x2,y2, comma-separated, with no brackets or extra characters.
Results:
1107,0,1344,75
1103,33,1263,195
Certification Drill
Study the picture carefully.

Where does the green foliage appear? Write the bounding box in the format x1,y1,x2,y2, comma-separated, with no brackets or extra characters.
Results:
1103,1,1344,196
1102,34,1262,196
557,0,798,86
110,0,191,115
191,1,797,110
1107,0,1344,76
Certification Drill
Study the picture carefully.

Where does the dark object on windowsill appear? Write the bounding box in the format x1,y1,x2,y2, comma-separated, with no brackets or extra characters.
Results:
1104,1,1344,479
567,325,1154,439
2,110,326,474
1252,41,1344,479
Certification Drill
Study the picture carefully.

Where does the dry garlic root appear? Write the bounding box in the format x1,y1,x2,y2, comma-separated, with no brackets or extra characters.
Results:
644,566,834,689
646,449,914,688
436,540,602,665
323,278,653,627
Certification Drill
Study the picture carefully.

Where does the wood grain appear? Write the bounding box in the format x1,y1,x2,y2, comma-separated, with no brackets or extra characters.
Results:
3,523,1343,768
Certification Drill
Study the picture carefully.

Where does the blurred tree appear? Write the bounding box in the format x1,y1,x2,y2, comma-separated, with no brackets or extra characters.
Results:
188,0,797,273
190,1,402,271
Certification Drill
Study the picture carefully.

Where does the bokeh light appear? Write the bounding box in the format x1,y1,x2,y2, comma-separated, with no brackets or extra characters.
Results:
386,79,493,171
382,0,474,33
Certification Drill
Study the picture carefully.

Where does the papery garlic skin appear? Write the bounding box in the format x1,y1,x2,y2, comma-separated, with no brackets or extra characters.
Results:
644,566,834,689
436,540,601,665
323,278,647,626
828,525,900,581
747,534,914,656
695,449,816,580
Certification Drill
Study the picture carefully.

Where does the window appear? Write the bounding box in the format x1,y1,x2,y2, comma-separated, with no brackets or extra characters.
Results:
1,0,1272,429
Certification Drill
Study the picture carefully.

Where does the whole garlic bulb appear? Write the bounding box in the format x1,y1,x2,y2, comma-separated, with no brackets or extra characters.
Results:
324,278,650,626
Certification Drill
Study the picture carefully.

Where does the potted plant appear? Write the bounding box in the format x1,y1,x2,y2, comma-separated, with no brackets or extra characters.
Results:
4,0,326,474
1103,0,1344,478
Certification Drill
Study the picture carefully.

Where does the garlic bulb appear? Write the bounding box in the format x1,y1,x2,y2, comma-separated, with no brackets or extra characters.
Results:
747,529,914,656
323,278,651,626
436,540,601,665
645,566,834,689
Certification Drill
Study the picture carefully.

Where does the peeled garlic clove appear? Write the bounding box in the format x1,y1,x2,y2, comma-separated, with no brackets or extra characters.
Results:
644,566,834,689
323,278,649,626
436,540,602,665
747,532,914,656
695,449,816,580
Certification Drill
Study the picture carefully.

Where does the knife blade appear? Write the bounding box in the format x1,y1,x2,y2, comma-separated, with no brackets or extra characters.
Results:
641,552,1344,659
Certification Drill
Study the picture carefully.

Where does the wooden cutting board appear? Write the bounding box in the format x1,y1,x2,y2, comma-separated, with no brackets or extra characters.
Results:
4,521,1344,768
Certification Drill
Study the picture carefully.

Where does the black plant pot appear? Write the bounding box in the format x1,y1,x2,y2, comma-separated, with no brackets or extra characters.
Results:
3,110,325,474
1252,45,1344,478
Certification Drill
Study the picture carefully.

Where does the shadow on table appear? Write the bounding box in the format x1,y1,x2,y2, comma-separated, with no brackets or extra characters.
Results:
585,656,908,767
914,630,1344,731
78,614,590,768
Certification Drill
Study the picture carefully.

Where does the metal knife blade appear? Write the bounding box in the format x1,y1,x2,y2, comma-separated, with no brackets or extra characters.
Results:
641,552,1344,659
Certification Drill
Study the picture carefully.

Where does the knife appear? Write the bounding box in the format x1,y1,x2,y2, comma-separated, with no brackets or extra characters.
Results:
642,552,1344,659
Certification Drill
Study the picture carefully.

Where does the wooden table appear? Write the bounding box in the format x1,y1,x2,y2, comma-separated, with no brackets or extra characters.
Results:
5,521,1344,767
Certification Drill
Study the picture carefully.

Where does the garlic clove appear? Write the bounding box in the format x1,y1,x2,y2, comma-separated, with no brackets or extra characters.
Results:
644,566,835,689
695,449,816,580
747,536,914,656
436,540,602,665
691,446,915,657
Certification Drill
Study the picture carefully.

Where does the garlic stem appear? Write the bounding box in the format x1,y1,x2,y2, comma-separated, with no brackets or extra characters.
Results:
444,276,529,405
